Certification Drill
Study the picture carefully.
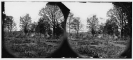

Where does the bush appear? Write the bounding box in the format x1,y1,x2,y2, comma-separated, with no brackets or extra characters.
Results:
4,32,14,37
90,41,99,45
10,44,24,52
23,39,31,43
77,46,97,57
15,33,25,38
77,41,90,45
10,39,23,44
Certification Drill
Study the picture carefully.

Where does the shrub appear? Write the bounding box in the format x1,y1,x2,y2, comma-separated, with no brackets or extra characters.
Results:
15,33,26,38
23,39,31,43
77,46,97,57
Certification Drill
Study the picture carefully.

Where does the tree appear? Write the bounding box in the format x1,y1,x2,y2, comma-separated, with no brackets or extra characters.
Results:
66,12,74,34
36,17,51,35
20,14,31,35
98,23,105,34
4,15,16,32
107,6,128,38
104,20,114,35
70,17,82,38
87,15,99,37
39,4,64,38
66,12,74,39
29,22,37,33
103,18,119,38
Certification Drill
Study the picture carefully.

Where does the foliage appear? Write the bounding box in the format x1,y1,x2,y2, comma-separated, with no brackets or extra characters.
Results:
4,15,16,32
66,12,74,33
107,6,128,37
20,14,31,34
39,4,64,26
104,19,118,36
36,17,51,36
69,17,82,38
98,23,105,34
87,15,99,37
39,4,64,38
29,22,37,32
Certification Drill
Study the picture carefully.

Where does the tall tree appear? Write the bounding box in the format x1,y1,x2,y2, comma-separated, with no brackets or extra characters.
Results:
104,19,118,36
66,12,74,33
87,15,99,37
20,14,31,35
70,17,82,38
107,6,128,37
36,17,51,35
39,4,64,38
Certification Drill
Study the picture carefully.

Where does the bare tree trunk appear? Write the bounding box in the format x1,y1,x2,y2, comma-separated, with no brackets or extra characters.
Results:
69,19,70,34
76,30,79,39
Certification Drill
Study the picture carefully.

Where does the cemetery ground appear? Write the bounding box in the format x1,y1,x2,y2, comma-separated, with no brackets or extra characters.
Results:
4,31,62,58
68,33,130,58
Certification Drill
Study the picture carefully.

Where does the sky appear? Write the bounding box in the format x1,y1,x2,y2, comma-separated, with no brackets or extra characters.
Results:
63,2,114,32
5,2,48,31
5,2,114,31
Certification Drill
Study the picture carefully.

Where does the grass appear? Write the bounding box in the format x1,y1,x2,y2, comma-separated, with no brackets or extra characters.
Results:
69,35,129,58
4,32,61,58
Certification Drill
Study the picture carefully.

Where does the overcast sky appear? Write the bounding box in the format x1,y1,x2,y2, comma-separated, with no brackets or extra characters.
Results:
5,2,114,31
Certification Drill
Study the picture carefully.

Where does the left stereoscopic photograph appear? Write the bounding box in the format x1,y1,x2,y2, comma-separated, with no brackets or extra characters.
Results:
2,1,65,58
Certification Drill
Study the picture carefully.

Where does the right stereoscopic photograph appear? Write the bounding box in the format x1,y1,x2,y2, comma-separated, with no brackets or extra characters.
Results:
66,2,132,58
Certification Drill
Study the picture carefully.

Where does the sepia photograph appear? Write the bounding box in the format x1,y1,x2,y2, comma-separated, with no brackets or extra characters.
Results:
1,1,132,58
